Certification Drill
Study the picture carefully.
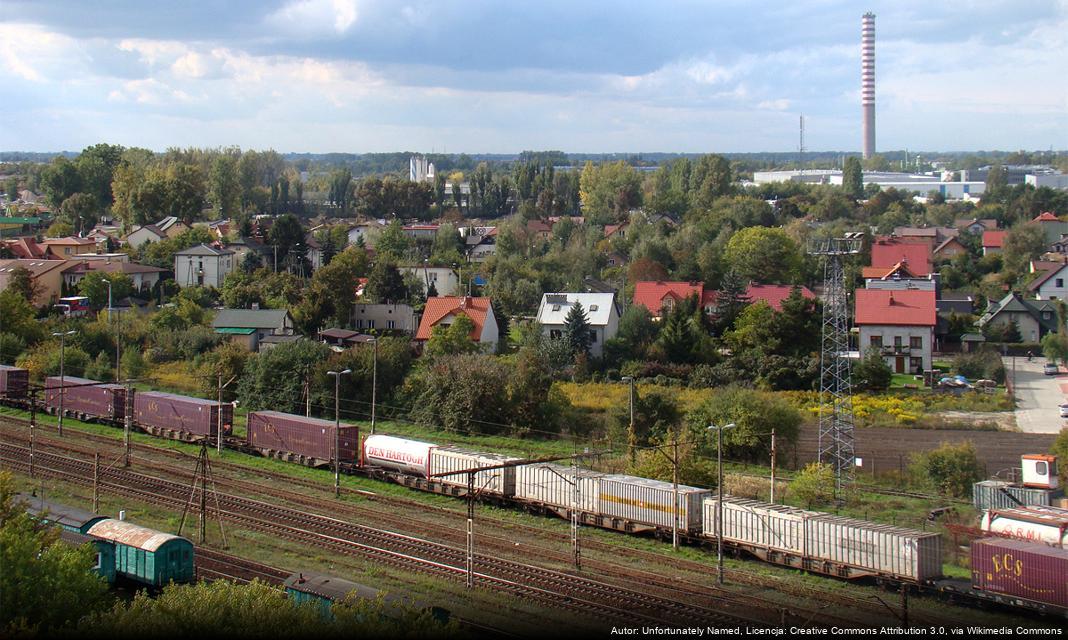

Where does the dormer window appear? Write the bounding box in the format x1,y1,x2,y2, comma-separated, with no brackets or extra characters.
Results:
590,305,598,312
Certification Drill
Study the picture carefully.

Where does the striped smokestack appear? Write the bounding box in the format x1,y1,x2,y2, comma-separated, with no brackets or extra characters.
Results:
861,12,876,159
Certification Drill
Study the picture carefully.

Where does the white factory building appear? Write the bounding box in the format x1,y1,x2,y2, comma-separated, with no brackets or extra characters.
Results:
751,170,986,199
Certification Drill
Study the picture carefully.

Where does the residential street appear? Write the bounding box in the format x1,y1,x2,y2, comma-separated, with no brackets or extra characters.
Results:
1007,356,1068,434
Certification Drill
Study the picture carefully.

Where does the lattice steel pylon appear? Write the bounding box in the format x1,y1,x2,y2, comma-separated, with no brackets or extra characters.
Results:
810,233,863,496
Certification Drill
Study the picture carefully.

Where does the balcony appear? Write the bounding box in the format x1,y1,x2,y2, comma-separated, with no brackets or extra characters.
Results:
879,346,912,355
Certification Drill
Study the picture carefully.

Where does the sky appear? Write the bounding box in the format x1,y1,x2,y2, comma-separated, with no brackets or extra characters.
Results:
0,1,1065,154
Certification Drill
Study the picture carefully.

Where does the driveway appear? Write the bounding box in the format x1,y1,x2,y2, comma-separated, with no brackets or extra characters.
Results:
1006,356,1068,434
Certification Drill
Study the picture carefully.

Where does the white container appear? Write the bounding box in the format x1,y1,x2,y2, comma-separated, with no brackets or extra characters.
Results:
703,498,812,555
429,447,521,497
514,463,600,513
362,434,437,477
599,475,712,533
981,506,1068,547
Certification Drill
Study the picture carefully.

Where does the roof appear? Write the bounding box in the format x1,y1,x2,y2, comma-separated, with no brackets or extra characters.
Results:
40,236,97,246
861,261,925,280
933,236,965,254
2,237,45,259
1028,263,1068,292
283,572,379,602
137,390,221,407
536,292,617,326
66,260,166,276
86,519,189,552
870,237,932,275
128,224,167,241
955,218,998,231
526,219,552,234
1033,212,1061,222
21,495,106,530
415,296,492,341
982,230,1007,248
604,221,628,237
174,243,234,257
0,258,75,278
979,292,1058,332
212,308,291,330
320,328,361,340
632,281,703,316
854,289,937,326
702,284,815,312
215,327,256,335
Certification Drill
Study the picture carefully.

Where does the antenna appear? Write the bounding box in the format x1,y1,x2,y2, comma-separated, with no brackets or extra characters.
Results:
799,115,805,170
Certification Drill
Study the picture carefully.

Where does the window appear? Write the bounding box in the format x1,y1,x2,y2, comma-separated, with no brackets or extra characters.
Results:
1036,461,1048,476
552,304,561,312
589,329,597,343
355,319,362,328
388,320,395,329
550,329,562,339
870,336,883,347
893,336,902,348
1058,279,1064,288
590,304,599,312
367,320,375,329
910,357,922,373
910,336,922,350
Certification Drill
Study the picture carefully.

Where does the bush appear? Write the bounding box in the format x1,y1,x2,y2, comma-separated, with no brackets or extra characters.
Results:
955,346,1005,383
909,441,984,498
685,386,802,463
16,342,90,381
854,349,892,391
789,462,834,508
1050,427,1068,484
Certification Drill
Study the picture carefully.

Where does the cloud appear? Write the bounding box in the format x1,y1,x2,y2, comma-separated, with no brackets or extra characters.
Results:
264,0,358,37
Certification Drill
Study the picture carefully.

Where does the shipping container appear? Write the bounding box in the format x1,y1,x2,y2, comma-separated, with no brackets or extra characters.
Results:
134,391,232,438
0,365,29,398
429,447,521,497
973,480,1059,511
514,463,601,513
362,435,436,477
981,506,1068,547
971,537,1068,610
599,475,712,533
86,519,194,587
44,376,126,420
703,497,944,582
247,411,359,465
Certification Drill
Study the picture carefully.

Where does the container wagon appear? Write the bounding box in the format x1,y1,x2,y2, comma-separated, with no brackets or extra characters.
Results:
0,364,29,399
971,537,1068,616
599,474,711,535
362,434,436,477
514,463,602,515
134,391,232,441
703,497,944,581
44,375,127,421
85,519,194,588
247,411,359,467
980,506,1068,547
429,446,521,498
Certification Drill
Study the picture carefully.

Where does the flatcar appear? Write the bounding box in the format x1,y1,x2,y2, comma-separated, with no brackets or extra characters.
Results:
85,518,195,587
283,571,450,624
134,391,231,441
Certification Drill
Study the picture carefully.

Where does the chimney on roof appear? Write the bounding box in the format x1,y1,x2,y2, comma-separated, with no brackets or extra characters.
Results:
460,296,469,310
888,292,895,305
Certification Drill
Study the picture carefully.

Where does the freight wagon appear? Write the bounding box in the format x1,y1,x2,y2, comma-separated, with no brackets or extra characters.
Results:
973,480,1061,511
430,446,521,497
134,391,232,441
284,572,451,623
703,497,944,582
970,538,1068,616
0,364,28,399
364,436,522,498
247,411,359,467
21,494,109,534
44,375,127,421
85,519,194,587
362,434,435,476
514,463,602,515
980,506,1068,547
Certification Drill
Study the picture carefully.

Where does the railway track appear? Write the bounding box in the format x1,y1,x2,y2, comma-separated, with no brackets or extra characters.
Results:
2,441,763,629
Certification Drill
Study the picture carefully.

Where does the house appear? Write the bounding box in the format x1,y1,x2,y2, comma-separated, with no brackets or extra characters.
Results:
632,281,704,319
862,262,939,293
1,237,46,259
155,216,189,239
932,236,967,261
854,289,937,374
465,228,497,262
399,265,460,297
982,230,1007,256
124,224,168,249
39,237,99,259
0,259,76,306
1030,212,1068,244
304,235,323,271
699,283,816,316
604,221,630,240
62,260,166,293
1050,235,1068,255
212,308,295,351
402,224,439,241
347,220,385,246
526,219,553,241
319,328,376,350
1028,261,1068,300
978,292,1058,343
173,244,235,288
955,218,998,235
605,252,628,268
351,303,418,334
869,236,932,275
415,296,498,353
536,292,619,358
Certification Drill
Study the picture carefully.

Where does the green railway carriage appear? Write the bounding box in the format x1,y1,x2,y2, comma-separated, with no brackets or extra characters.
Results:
21,494,109,534
85,519,194,587
283,572,451,623
59,529,117,585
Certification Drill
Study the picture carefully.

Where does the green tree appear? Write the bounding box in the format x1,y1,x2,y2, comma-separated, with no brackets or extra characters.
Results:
909,441,984,498
0,289,45,346
59,192,99,234
424,315,480,357
408,353,512,434
39,156,82,208
578,161,642,223
563,301,592,357
364,260,408,304
309,246,368,327
5,266,41,304
165,162,206,225
712,268,750,335
268,213,306,271
789,462,835,508
842,156,864,200
853,348,892,391
237,339,331,414
78,272,134,308
1050,427,1068,484
5,176,18,202
685,385,801,462
1000,223,1047,284
723,227,801,284
1,473,110,634
373,219,411,259
208,153,241,217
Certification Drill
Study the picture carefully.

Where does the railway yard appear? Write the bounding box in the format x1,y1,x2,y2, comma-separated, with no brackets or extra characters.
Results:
1,409,1045,636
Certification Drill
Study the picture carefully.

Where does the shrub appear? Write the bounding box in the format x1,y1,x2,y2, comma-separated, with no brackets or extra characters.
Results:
685,386,801,463
1050,427,1068,484
789,462,835,508
909,441,984,498
854,349,892,391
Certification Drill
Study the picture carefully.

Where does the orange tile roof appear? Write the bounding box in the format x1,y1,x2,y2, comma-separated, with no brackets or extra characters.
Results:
415,296,492,341
702,283,815,311
982,230,1007,248
632,281,703,316
854,289,936,326
870,237,931,275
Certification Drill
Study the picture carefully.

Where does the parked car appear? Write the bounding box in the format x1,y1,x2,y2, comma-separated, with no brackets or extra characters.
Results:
1044,362,1059,375
1059,403,1068,418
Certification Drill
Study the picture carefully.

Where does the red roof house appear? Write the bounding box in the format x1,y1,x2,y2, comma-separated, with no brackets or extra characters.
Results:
1,237,46,259
854,289,937,374
632,281,703,318
870,237,932,276
698,283,816,315
854,290,937,327
415,296,498,351
982,230,1008,256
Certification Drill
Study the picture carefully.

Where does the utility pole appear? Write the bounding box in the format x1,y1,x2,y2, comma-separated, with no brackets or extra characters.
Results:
28,388,37,479
123,379,132,467
770,428,777,503
328,368,352,497
370,337,378,434
93,453,100,512
571,450,581,570
709,422,737,585
623,376,636,462
216,373,236,454
672,430,680,550
52,330,76,436
466,471,475,589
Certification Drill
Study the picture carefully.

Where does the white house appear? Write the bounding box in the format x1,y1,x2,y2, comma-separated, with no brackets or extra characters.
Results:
352,303,418,334
1029,262,1068,300
855,289,937,374
415,296,498,353
174,244,235,288
124,224,168,249
399,265,461,296
347,220,384,247
536,292,620,358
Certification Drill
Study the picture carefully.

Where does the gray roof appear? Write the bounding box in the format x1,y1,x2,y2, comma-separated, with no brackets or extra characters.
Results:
212,308,291,329
174,243,234,257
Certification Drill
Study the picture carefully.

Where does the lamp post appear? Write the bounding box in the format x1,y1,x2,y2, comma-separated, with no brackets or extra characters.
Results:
328,368,351,497
368,337,378,434
622,376,636,462
52,330,77,436
708,422,737,585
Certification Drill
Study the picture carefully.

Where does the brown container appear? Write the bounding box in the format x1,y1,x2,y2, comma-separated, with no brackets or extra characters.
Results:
44,376,127,420
971,537,1068,609
133,391,232,438
0,365,29,398
247,411,359,464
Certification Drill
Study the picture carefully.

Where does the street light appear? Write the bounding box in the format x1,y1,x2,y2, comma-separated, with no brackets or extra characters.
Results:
621,376,636,462
708,422,737,585
52,330,77,437
327,368,352,497
368,337,378,434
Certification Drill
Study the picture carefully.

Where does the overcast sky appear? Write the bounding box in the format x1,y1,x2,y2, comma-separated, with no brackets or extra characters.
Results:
1,1,1065,154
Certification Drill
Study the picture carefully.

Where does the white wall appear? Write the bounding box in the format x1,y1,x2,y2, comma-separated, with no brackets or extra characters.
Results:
858,325,934,374
174,253,233,288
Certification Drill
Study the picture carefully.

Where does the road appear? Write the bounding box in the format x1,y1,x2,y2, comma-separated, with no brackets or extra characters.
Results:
1006,356,1068,434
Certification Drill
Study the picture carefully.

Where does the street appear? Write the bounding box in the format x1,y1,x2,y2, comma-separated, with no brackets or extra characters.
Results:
1006,356,1068,434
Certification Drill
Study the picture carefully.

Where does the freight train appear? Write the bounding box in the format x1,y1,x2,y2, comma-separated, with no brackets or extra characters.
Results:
3,370,1065,617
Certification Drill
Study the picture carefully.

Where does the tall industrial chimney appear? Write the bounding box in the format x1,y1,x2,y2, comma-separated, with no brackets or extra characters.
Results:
861,12,876,159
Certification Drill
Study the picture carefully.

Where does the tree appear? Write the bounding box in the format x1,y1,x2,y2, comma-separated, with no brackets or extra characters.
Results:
78,272,134,308
373,219,412,259
1050,427,1068,484
0,289,45,347
1,473,110,634
5,266,41,305
789,463,835,508
909,441,984,498
5,176,18,202
59,192,99,234
237,340,331,414
853,348,892,391
424,315,480,358
723,227,801,284
1001,223,1047,284
268,213,305,271
842,156,864,200
39,156,82,209
208,154,241,217
608,386,681,447
712,268,750,335
563,301,592,357
309,246,368,327
364,260,408,304
578,161,642,223
165,163,206,225
409,353,512,434
685,385,801,462
328,168,353,211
